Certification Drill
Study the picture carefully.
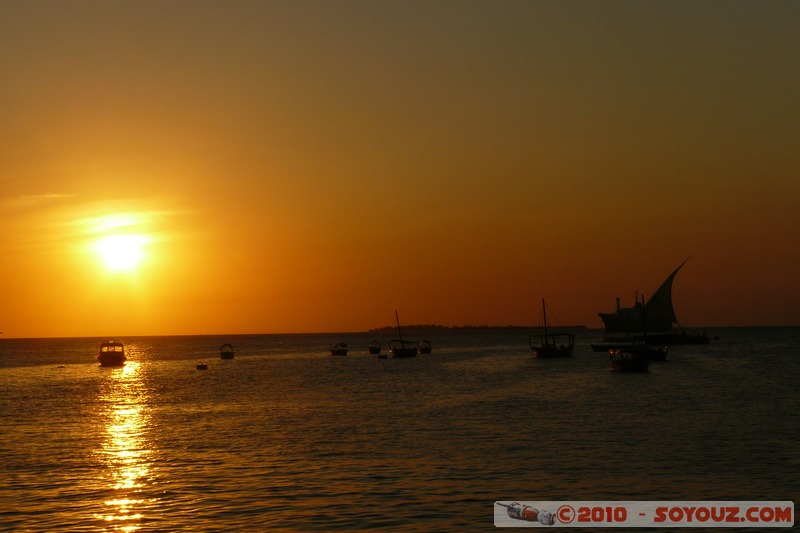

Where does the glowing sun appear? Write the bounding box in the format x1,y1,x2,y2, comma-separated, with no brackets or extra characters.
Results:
95,234,149,272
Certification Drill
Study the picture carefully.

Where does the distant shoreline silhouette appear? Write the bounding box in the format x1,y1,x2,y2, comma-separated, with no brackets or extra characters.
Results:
368,324,587,333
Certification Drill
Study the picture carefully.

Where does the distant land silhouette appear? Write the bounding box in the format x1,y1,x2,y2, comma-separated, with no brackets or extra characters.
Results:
368,324,588,333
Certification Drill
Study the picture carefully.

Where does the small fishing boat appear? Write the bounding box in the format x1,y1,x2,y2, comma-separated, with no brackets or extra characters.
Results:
390,340,418,358
608,346,650,372
390,310,417,358
329,342,348,356
98,341,126,367
220,343,234,359
417,339,432,354
368,340,381,355
607,331,666,371
529,299,574,358
598,285,668,370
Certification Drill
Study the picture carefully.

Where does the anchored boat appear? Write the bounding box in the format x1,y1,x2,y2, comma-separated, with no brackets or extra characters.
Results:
608,345,651,373
220,343,234,359
605,295,667,372
390,310,418,358
529,299,574,358
329,342,348,356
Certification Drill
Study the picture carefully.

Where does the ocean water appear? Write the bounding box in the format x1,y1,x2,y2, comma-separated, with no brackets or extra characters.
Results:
1,328,797,531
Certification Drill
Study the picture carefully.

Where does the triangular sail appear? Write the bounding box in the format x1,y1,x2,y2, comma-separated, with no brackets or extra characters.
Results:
630,257,689,333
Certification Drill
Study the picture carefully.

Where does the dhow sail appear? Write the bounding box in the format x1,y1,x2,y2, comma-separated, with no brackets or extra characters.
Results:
629,257,689,333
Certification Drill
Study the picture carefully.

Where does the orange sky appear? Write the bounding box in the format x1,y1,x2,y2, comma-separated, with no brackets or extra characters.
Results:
2,1,799,337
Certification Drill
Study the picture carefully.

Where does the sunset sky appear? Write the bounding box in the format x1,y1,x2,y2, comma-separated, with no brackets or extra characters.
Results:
2,1,798,337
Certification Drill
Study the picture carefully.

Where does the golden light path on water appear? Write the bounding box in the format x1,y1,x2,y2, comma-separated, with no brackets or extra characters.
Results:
94,361,154,532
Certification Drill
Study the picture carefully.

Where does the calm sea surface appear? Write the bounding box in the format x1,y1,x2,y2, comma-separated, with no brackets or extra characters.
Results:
1,328,797,531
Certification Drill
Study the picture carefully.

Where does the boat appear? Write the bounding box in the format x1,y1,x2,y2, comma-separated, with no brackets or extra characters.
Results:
598,292,647,333
220,343,234,359
528,299,574,358
98,341,126,367
329,342,348,356
390,310,418,358
196,364,208,370
390,339,418,358
606,294,667,371
368,340,381,354
598,257,708,343
417,340,432,354
608,345,650,373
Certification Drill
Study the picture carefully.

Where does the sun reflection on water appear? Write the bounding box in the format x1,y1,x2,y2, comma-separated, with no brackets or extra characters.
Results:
93,361,154,531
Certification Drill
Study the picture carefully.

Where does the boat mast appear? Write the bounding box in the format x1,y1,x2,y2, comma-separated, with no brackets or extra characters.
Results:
395,309,403,344
542,298,548,340
641,293,646,338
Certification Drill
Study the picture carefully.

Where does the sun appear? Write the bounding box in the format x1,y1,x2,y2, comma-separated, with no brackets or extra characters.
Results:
95,234,149,272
